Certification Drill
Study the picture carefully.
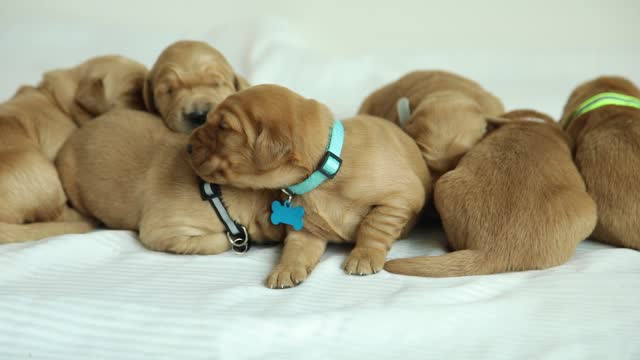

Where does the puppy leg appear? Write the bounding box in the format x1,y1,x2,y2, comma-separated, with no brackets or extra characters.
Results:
140,223,230,255
344,203,413,275
0,221,94,244
267,231,327,289
54,206,97,224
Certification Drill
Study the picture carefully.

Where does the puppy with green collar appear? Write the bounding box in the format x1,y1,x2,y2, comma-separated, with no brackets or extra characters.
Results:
561,76,640,250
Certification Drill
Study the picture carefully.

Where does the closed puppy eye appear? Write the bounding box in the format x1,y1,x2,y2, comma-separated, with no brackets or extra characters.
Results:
166,86,174,96
218,120,229,130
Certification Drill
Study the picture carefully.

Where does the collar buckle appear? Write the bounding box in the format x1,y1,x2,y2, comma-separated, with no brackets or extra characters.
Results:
317,150,342,179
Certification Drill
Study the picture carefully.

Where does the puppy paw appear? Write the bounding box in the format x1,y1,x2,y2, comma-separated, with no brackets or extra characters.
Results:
343,247,386,275
266,263,309,289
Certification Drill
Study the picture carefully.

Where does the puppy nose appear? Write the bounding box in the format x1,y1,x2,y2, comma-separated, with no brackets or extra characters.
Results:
185,110,209,127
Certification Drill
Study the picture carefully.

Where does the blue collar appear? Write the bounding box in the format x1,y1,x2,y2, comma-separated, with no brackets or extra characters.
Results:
286,120,344,195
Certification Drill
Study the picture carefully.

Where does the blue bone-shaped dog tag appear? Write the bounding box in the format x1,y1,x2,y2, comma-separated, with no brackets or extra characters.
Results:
270,200,304,231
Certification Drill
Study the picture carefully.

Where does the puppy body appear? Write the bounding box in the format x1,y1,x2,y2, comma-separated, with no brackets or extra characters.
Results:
189,85,430,288
144,40,250,133
57,110,283,254
0,56,147,243
359,71,504,177
562,76,640,250
385,110,597,277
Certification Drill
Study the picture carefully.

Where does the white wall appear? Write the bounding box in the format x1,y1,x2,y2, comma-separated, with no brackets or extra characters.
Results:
1,0,638,115
2,0,639,55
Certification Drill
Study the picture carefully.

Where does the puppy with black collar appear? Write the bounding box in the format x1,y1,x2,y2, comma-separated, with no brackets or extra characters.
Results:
57,109,283,254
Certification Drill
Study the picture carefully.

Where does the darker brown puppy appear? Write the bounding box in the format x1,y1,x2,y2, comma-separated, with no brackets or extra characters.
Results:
144,40,250,133
0,55,147,243
188,84,430,288
359,70,504,178
385,110,597,277
561,76,640,250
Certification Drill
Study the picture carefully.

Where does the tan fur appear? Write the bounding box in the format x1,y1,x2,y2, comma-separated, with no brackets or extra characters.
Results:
56,110,283,254
188,84,430,288
385,109,597,277
359,71,504,178
0,56,147,244
561,76,640,250
144,40,250,133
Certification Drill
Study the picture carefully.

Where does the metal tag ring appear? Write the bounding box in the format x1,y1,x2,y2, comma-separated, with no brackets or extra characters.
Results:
226,225,249,253
232,243,249,255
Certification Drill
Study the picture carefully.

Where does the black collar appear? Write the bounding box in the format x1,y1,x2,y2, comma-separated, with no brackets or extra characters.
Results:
199,181,250,254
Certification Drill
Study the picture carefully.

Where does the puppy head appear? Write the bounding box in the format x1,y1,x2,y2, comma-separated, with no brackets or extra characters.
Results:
145,40,250,133
188,84,331,189
561,76,640,137
404,92,488,176
487,109,573,150
490,109,556,126
41,55,147,126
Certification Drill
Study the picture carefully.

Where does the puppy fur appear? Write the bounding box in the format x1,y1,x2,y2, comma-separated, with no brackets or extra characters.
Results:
0,55,147,244
57,109,283,254
188,84,430,288
385,110,597,277
359,71,504,178
561,76,640,250
144,40,250,133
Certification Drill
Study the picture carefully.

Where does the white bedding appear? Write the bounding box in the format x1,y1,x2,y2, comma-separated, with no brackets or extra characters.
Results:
1,18,639,360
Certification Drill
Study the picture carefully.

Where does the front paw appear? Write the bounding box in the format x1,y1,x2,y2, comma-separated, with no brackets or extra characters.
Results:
343,247,386,275
266,263,309,289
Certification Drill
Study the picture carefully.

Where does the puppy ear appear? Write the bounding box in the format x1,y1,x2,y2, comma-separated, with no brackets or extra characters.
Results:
233,74,250,91
253,126,292,170
41,69,92,125
143,77,157,113
485,116,511,132
74,76,109,116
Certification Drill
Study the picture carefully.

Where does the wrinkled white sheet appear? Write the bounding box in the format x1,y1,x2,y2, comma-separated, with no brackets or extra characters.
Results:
1,18,639,360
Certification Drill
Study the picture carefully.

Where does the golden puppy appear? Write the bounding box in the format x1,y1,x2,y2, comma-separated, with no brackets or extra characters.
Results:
385,110,597,277
0,55,147,244
144,40,250,133
561,76,640,250
359,71,504,178
188,84,430,288
57,109,283,254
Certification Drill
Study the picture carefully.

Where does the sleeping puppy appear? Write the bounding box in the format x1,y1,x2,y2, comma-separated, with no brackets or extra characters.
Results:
0,55,147,244
385,110,597,277
358,71,504,178
57,109,283,254
188,84,430,288
144,40,250,133
561,76,640,250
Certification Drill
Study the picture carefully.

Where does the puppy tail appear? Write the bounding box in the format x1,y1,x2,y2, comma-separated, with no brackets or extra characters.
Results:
384,249,500,277
0,221,94,244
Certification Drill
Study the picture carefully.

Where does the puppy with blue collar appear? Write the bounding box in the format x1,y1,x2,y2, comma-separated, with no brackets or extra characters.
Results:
57,109,284,255
188,84,430,288
561,76,640,250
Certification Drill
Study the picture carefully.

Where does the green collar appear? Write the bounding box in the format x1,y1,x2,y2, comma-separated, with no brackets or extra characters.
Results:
562,92,640,128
